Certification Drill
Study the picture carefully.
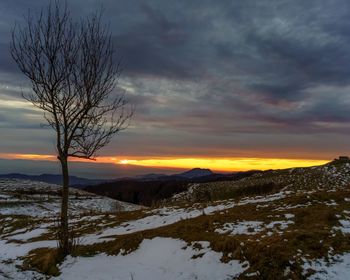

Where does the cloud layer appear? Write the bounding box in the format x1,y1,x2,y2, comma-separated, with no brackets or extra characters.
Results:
1,0,350,162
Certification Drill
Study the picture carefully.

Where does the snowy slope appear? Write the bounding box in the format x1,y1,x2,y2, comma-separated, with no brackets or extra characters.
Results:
0,179,141,217
55,238,246,280
1,162,350,279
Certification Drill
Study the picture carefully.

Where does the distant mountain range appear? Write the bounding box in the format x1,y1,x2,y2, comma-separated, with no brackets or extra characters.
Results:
83,169,261,206
0,168,218,186
0,169,261,205
0,173,105,186
175,168,214,178
133,168,214,181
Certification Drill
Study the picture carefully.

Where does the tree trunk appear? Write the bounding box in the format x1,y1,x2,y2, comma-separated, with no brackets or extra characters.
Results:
59,156,70,256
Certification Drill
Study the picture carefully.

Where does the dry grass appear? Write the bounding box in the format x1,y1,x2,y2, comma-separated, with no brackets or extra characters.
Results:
75,188,350,279
16,163,350,279
22,248,62,276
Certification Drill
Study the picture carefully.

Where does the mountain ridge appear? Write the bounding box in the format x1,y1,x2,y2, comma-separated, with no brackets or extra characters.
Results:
0,168,218,186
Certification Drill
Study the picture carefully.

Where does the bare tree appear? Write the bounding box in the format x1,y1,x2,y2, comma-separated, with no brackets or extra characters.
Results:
10,2,132,256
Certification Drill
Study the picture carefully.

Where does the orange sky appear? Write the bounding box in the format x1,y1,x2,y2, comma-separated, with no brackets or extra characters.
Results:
0,153,329,172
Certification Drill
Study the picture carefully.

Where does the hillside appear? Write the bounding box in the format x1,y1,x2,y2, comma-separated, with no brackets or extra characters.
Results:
0,179,141,217
0,161,350,279
83,170,259,206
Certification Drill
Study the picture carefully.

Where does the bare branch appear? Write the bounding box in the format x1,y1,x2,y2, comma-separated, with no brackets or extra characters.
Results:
11,2,132,161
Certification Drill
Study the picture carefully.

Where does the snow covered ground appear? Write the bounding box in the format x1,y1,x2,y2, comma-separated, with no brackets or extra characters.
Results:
80,190,292,245
215,221,265,235
0,179,141,217
0,180,293,279
1,165,350,280
0,237,57,279
214,213,295,236
304,253,350,280
81,202,237,244
54,238,247,280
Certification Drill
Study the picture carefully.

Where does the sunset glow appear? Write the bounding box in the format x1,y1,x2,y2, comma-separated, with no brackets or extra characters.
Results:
110,157,329,172
1,153,57,161
0,153,329,172
119,159,130,165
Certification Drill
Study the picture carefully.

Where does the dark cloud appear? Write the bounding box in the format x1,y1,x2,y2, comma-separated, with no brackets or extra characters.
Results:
110,3,208,79
1,0,350,163
0,42,17,73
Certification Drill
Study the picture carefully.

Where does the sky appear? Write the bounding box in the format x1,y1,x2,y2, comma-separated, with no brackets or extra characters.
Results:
1,0,350,178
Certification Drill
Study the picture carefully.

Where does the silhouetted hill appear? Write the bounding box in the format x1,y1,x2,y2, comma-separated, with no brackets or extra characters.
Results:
177,168,213,178
83,170,261,206
131,168,214,181
84,180,189,206
0,169,261,205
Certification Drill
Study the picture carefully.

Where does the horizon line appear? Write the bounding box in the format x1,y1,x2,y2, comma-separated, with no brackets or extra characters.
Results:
0,153,331,172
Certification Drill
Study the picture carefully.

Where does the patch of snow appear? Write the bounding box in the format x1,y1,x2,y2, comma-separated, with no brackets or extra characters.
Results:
0,179,141,217
245,271,259,277
334,219,350,234
215,221,264,235
81,191,295,244
0,239,56,260
82,202,237,244
238,191,287,206
0,260,43,280
284,214,295,219
266,220,294,230
325,200,338,206
55,238,247,280
304,253,350,279
275,202,312,211
215,217,294,236
7,227,48,241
